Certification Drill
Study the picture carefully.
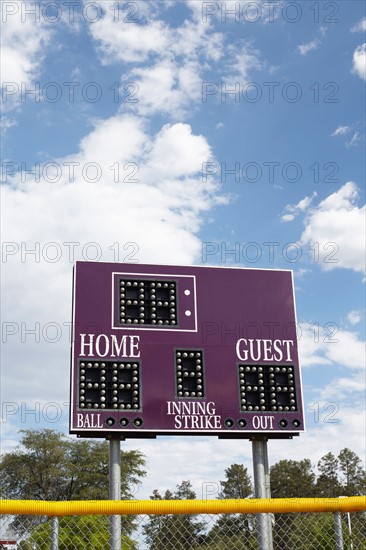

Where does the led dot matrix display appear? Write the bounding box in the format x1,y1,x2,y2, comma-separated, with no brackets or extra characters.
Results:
79,360,141,410
175,349,205,398
238,365,297,412
119,279,177,326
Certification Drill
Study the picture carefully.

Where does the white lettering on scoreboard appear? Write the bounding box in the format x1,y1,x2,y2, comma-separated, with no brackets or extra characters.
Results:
79,333,140,358
166,403,277,431
77,413,103,428
251,415,274,430
167,401,222,429
236,338,295,362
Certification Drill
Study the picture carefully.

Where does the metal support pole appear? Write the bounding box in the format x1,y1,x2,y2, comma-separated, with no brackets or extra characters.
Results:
334,511,344,550
251,437,274,550
109,438,122,550
347,510,354,550
50,516,58,550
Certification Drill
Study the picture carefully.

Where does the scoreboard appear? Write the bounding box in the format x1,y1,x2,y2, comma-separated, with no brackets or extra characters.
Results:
69,262,305,438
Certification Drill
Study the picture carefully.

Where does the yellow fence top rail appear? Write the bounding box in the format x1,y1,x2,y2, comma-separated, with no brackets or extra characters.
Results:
1,497,365,516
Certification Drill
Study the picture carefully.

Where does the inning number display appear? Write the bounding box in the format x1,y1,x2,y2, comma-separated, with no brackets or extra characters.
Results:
70,262,305,438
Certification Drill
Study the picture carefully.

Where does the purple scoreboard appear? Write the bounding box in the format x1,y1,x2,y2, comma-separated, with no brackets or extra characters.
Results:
69,262,305,438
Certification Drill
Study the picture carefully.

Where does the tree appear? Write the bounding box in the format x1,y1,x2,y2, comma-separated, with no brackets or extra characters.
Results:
143,481,204,549
270,459,316,498
285,512,344,550
315,448,366,497
0,429,146,541
270,458,316,549
316,452,342,497
0,429,146,502
218,464,253,500
338,448,366,496
269,452,366,549
207,464,254,545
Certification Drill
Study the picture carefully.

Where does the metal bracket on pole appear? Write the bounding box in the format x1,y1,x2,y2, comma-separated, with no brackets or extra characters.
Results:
251,436,274,550
109,438,122,550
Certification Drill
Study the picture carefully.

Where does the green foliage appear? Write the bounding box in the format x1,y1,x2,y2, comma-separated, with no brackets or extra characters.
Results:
17,516,137,550
273,511,366,550
273,513,336,550
0,429,146,502
212,463,254,541
0,430,70,501
270,450,366,549
0,428,146,541
316,448,366,497
316,452,342,497
143,450,366,550
270,458,316,498
197,531,257,549
338,448,366,496
218,464,253,499
143,481,205,550
2,436,366,549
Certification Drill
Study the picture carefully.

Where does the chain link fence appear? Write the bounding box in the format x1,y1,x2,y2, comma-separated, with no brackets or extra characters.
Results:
1,505,365,549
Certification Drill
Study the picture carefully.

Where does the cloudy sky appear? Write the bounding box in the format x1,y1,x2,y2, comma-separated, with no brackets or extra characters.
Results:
1,0,365,499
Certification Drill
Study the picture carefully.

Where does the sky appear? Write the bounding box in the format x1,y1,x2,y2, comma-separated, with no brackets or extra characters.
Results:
1,0,365,500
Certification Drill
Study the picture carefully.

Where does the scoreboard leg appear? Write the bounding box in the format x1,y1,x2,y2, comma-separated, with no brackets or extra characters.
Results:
334,511,345,550
251,437,274,550
109,438,122,550
51,516,59,550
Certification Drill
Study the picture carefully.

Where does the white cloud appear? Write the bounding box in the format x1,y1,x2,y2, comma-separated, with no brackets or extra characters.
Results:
319,374,366,401
171,17,224,62
271,407,366,469
331,125,351,137
85,1,229,117
346,131,363,148
300,182,366,275
141,123,212,180
298,323,332,368
224,44,263,82
298,322,365,434
294,267,311,280
297,39,320,56
295,194,317,212
281,214,295,223
128,59,202,117
1,1,51,109
351,17,366,33
91,16,171,64
281,192,317,222
85,1,265,117
1,113,226,407
347,310,363,325
352,43,366,80
0,116,18,136
319,330,365,371
331,126,364,148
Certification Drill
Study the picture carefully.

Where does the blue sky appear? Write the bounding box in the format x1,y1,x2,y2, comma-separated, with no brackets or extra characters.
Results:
1,0,365,498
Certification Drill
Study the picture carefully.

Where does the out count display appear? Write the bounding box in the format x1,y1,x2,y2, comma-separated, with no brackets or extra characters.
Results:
69,261,305,438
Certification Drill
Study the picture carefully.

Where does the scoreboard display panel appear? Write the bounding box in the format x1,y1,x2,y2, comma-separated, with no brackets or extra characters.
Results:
69,261,305,438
